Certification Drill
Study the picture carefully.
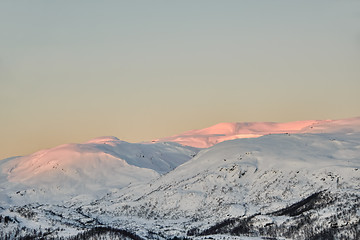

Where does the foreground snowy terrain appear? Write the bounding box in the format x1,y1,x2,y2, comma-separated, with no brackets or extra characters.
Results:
0,117,359,239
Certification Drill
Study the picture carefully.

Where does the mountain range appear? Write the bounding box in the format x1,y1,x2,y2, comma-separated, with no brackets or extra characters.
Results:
0,117,359,239
154,117,360,148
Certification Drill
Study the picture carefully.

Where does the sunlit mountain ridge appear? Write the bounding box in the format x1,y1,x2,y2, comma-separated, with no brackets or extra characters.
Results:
0,137,197,205
0,116,359,239
154,116,360,148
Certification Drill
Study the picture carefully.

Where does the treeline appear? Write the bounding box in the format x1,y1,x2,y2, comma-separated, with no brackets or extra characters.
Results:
0,226,144,240
67,227,144,240
186,191,360,239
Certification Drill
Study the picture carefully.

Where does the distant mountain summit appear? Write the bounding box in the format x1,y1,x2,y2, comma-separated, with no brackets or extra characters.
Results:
154,117,360,148
0,138,197,205
85,136,121,143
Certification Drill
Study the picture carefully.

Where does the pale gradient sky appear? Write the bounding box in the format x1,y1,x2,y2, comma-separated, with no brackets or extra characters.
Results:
1,0,359,159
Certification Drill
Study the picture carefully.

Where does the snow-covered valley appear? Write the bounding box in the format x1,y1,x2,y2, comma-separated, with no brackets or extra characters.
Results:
0,118,359,239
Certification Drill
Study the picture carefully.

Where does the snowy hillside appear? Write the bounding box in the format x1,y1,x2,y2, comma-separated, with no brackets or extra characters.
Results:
154,117,360,148
0,117,359,239
0,136,197,205
82,132,360,239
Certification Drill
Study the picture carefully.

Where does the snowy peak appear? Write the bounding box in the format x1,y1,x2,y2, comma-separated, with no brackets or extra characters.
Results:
194,120,320,135
195,122,240,135
155,117,360,148
85,136,121,144
299,116,360,133
0,137,198,204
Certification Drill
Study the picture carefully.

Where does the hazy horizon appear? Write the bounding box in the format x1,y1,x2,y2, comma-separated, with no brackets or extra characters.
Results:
1,0,359,159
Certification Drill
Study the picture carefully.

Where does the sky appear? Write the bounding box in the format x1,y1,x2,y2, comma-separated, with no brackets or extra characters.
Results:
0,0,359,159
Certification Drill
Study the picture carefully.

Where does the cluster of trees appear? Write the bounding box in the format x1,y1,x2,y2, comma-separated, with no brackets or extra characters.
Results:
189,214,256,237
67,227,144,240
0,215,16,224
12,206,37,220
186,191,360,239
0,224,59,240
1,226,144,240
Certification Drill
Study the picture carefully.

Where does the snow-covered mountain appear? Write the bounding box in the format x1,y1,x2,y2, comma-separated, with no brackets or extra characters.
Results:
0,117,359,239
154,117,360,148
0,136,197,205
79,132,360,239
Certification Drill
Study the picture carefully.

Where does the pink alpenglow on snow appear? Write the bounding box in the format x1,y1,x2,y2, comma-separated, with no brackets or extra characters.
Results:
154,117,360,148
